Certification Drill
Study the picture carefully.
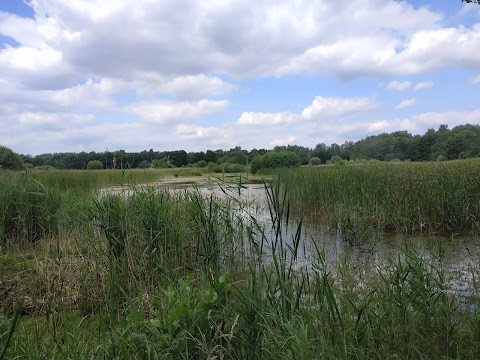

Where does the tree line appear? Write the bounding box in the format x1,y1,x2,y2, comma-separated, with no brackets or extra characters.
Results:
1,124,479,170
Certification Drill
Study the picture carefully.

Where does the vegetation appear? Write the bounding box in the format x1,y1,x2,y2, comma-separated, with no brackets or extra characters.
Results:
10,124,480,170
278,160,480,243
0,146,23,170
0,165,479,358
86,160,103,170
309,156,321,165
250,151,301,174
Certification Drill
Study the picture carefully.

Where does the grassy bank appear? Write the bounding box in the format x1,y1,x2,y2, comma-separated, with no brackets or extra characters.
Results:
278,160,480,243
1,169,480,359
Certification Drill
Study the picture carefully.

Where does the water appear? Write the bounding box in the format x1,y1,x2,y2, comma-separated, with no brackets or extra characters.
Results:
102,178,480,298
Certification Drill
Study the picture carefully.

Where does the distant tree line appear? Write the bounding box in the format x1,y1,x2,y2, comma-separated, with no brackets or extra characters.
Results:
1,124,479,171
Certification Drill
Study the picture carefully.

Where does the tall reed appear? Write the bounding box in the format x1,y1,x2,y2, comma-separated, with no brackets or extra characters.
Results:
278,160,480,240
1,171,480,359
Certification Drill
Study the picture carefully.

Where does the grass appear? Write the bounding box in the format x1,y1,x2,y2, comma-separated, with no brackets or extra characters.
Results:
1,165,480,359
278,160,480,242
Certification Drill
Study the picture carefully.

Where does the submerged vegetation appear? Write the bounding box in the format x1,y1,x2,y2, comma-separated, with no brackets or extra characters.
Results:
1,163,480,359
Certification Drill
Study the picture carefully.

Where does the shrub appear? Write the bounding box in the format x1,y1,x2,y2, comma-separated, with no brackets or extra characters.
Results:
86,160,103,170
0,146,23,170
250,151,300,174
138,160,151,169
152,157,174,169
309,157,321,166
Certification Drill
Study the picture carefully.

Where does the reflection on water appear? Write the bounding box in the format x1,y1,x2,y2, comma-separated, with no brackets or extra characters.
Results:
102,179,480,297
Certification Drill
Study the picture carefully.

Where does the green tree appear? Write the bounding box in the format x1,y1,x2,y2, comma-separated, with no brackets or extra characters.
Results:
221,147,249,165
86,160,103,170
152,157,174,168
250,151,300,174
0,146,24,170
309,157,321,165
138,160,151,169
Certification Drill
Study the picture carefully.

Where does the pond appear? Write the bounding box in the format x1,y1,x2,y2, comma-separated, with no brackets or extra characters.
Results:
103,176,480,299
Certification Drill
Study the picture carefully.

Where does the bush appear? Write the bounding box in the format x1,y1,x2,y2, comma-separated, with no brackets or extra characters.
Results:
250,151,301,174
152,157,174,169
86,160,103,170
0,146,23,170
436,154,448,162
138,160,151,169
309,157,321,166
329,155,344,165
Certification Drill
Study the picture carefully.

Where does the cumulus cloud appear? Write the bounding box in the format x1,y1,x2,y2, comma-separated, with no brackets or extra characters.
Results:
395,98,416,110
237,112,298,126
18,112,95,130
126,99,229,124
0,1,479,155
270,136,296,146
414,81,434,91
366,109,480,136
368,120,390,132
235,96,377,129
136,74,236,99
386,80,412,91
301,96,378,120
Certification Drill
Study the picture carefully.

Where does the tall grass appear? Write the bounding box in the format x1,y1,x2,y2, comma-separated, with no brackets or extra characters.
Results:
1,168,480,359
278,160,480,240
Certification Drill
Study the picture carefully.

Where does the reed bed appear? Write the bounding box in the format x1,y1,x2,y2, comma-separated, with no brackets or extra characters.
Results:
278,160,480,242
1,168,480,359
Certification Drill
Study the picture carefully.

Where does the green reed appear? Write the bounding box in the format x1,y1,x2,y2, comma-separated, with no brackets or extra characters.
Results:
278,160,480,240
1,169,480,359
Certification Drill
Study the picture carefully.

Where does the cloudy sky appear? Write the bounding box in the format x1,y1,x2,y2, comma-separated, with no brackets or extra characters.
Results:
1,0,479,155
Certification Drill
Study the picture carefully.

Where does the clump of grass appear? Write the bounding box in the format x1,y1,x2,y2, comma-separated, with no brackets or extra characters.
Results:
278,160,480,240
1,171,480,359
0,172,61,247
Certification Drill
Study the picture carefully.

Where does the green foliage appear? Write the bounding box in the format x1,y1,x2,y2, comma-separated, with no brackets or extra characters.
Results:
207,162,245,173
0,173,60,246
137,160,151,169
86,160,103,170
279,160,480,237
152,157,174,168
220,147,248,165
329,154,344,165
309,157,321,165
0,146,23,170
250,151,301,174
1,169,480,359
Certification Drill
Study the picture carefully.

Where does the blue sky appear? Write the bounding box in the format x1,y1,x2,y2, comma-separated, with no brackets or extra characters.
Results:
0,0,479,155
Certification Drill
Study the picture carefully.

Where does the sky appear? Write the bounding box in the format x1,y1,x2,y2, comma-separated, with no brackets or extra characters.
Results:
0,0,479,155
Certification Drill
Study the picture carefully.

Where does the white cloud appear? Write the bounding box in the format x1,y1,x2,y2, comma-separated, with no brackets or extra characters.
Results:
301,96,378,120
414,109,480,127
471,74,480,84
18,112,95,130
49,78,128,108
395,98,416,110
174,124,219,138
367,120,390,132
414,81,434,91
136,74,236,99
126,99,229,124
365,109,480,137
386,80,411,91
237,112,298,126
270,136,296,146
